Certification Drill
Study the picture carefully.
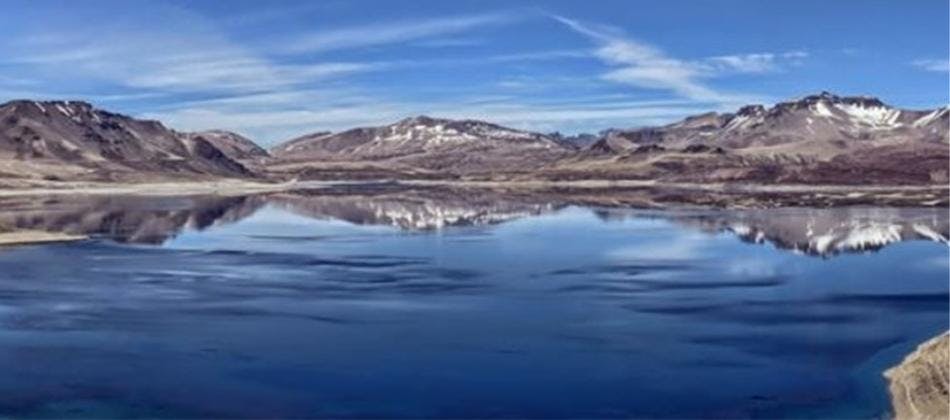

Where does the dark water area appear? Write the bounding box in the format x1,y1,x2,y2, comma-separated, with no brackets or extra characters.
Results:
0,191,947,418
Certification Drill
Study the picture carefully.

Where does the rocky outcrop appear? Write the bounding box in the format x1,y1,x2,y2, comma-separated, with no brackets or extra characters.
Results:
884,332,949,419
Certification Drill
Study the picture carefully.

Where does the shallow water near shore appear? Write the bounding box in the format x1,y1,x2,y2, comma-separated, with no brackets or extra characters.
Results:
0,192,947,418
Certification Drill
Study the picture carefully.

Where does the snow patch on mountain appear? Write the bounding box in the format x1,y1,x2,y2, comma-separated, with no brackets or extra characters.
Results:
913,108,949,127
834,103,902,128
813,101,836,118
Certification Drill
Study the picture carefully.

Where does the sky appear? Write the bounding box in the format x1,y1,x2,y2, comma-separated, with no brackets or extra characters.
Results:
0,0,947,145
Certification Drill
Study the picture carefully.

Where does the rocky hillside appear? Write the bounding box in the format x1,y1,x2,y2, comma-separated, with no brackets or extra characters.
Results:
593,92,948,155
188,130,269,161
269,115,571,175
542,92,949,185
267,92,947,184
0,100,253,182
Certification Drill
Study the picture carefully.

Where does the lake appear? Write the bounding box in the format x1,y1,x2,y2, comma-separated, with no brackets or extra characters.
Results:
0,190,946,418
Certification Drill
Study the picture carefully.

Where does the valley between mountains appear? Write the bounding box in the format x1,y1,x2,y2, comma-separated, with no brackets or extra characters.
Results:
1,91,947,204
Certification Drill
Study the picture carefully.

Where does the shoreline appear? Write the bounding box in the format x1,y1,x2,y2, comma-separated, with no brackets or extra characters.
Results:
401,179,950,193
0,179,947,197
0,180,300,197
0,230,87,246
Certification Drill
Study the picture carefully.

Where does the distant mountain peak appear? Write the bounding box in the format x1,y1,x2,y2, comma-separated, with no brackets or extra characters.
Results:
269,115,569,172
735,104,766,117
786,91,889,109
3,99,94,109
398,115,443,125
3,99,95,117
394,115,507,132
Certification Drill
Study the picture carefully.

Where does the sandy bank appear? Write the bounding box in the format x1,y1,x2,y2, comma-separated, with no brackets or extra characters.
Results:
0,230,87,246
0,180,300,197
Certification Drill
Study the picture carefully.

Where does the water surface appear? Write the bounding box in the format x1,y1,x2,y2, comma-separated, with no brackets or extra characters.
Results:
0,191,947,418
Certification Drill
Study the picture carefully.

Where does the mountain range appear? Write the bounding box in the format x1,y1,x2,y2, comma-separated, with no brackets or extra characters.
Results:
1,92,946,186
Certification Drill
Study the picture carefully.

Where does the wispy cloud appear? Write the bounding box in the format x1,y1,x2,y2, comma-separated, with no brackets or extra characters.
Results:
7,34,380,94
216,3,335,28
281,12,519,54
551,15,776,104
703,51,808,74
912,58,950,72
552,15,724,102
0,74,39,87
411,37,485,48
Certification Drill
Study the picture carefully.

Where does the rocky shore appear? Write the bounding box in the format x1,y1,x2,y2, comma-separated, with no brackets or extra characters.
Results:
885,332,950,419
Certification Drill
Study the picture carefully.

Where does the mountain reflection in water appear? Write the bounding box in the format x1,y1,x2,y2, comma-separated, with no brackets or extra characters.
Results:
0,189,946,257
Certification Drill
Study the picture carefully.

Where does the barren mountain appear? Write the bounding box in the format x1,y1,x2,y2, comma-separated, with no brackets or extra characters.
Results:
188,130,269,161
267,92,947,185
269,115,571,176
543,92,949,185
187,129,271,174
0,100,253,182
593,92,948,155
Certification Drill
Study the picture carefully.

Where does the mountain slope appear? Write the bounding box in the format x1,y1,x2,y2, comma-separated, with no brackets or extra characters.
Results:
270,116,571,175
551,92,949,185
592,92,948,156
188,130,269,161
0,100,253,181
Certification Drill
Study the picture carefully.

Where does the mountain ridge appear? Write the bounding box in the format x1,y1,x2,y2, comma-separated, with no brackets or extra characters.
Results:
0,92,946,185
588,91,948,155
269,114,570,175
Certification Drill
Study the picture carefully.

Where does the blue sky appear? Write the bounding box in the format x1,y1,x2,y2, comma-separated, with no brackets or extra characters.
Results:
0,0,947,144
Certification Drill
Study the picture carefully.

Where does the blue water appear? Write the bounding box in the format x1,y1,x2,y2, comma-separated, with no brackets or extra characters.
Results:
0,198,946,418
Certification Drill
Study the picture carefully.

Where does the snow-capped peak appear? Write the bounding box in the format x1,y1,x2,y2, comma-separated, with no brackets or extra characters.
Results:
785,92,902,129
383,116,552,145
